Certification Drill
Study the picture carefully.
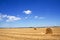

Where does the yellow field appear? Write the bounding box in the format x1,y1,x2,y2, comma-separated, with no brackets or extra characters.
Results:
0,27,60,40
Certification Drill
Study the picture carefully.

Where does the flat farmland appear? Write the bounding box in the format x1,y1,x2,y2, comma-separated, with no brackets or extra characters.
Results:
0,27,60,40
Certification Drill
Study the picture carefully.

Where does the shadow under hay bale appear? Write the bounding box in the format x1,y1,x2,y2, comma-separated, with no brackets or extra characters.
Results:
45,28,53,34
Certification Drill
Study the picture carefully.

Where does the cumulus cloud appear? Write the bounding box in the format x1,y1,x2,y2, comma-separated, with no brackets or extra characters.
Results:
0,13,21,22
0,14,7,20
6,16,21,22
0,14,2,19
2,15,8,18
23,10,32,14
0,13,8,18
25,17,28,19
34,16,45,19
0,18,1,20
39,17,45,19
34,16,38,19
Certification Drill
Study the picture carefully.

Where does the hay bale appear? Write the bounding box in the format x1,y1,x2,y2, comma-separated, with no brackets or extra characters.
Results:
34,28,37,30
45,28,53,34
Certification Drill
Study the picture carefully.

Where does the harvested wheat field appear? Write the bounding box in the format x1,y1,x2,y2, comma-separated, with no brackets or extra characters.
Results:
0,27,60,40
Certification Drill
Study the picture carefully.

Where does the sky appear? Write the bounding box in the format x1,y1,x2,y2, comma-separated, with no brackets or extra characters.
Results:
0,0,60,28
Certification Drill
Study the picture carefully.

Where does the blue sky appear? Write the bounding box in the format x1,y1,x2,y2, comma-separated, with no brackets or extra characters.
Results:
0,0,60,27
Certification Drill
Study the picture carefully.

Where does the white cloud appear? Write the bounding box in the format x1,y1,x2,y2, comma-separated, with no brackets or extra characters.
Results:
2,15,8,18
0,13,21,22
34,16,38,19
34,16,45,19
6,16,21,22
39,17,45,19
0,13,8,18
0,14,2,20
0,14,2,19
25,17,28,19
23,10,32,14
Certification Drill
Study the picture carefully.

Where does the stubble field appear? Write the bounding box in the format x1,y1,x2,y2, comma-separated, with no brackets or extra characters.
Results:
0,27,60,40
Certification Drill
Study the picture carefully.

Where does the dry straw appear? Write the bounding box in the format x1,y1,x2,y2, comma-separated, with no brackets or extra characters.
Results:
46,28,53,34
